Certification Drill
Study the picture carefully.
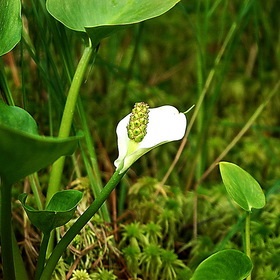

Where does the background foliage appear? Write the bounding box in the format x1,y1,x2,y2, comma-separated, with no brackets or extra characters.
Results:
1,0,280,279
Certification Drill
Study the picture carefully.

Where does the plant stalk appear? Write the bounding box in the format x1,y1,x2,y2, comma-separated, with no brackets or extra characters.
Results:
46,45,93,204
35,232,51,280
245,211,251,280
40,170,125,280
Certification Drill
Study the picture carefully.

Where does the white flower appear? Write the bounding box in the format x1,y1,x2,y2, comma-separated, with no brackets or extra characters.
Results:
114,103,187,174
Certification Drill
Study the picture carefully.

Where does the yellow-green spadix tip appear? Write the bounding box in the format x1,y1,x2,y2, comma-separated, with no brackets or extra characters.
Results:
127,102,149,143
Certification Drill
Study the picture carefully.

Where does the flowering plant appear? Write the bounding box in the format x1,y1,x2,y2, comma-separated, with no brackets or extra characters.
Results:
114,102,187,173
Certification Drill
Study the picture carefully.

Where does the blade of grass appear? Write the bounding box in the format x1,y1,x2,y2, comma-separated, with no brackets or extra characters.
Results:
161,20,238,187
12,231,29,280
195,80,280,186
77,97,111,221
29,173,43,211
161,0,254,186
0,59,15,106
161,0,256,239
191,81,280,238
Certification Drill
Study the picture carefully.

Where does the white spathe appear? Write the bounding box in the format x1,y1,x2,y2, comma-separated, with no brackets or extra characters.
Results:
114,105,187,174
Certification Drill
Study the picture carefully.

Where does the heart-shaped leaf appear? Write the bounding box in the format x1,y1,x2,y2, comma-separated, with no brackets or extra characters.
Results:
0,0,22,56
46,0,180,46
191,249,253,280
219,162,266,211
0,102,83,185
19,190,83,233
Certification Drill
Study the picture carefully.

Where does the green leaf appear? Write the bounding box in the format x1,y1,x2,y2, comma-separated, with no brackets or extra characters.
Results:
191,249,253,280
0,102,83,185
46,0,180,46
219,162,266,211
19,190,83,233
0,101,38,134
0,0,22,56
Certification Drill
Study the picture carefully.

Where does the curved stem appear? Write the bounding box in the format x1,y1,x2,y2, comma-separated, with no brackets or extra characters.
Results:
40,171,125,280
46,45,94,204
35,232,51,280
0,179,15,280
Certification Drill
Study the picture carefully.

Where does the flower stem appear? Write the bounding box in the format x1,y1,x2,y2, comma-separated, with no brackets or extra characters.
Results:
46,45,94,204
0,179,15,280
39,171,125,280
245,211,251,280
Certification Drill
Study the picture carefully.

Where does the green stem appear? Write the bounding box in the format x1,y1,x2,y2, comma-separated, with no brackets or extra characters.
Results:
0,179,15,280
245,211,251,280
40,171,125,280
46,45,94,204
35,232,51,280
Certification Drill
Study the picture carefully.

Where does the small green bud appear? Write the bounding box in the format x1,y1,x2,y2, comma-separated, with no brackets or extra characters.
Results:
127,102,149,142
